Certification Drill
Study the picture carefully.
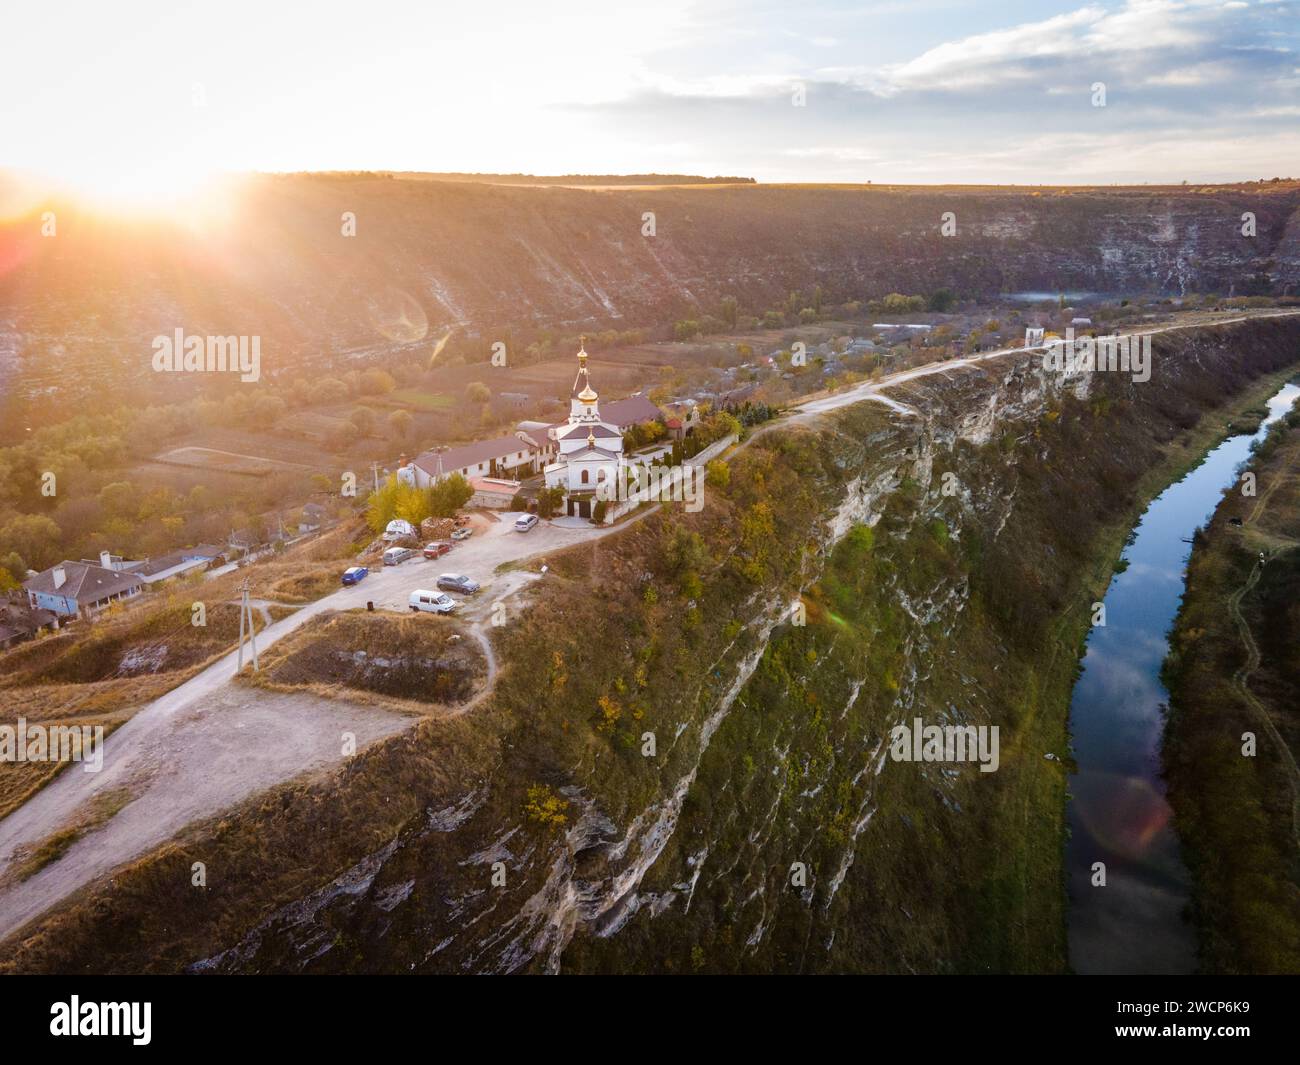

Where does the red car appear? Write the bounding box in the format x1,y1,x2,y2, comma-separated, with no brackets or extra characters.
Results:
423,541,452,559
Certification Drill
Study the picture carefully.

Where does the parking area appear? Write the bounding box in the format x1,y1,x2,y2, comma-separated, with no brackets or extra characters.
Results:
326,510,601,620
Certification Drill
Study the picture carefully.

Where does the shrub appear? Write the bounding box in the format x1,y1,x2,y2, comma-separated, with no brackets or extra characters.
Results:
523,785,568,828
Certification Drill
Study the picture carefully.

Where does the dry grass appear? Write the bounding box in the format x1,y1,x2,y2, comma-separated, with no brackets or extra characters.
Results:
6,788,134,884
0,520,364,817
245,609,487,714
3,320,1297,975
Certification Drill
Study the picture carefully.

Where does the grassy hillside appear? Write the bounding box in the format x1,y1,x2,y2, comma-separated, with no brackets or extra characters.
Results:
3,317,1298,974
1163,396,1300,973
4,176,1299,431
0,522,361,820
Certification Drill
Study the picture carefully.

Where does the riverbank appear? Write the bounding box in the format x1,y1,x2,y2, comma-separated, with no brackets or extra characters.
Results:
1026,358,1300,974
5,318,1300,974
1162,387,1300,974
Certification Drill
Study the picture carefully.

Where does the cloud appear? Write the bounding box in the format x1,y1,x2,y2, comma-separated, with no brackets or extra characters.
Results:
577,0,1300,181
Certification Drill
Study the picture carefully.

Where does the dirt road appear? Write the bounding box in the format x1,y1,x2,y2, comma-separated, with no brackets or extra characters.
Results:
0,513,637,942
3,307,1296,944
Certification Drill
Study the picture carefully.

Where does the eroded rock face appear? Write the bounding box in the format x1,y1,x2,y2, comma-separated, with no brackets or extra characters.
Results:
11,318,1297,978
3,180,1298,421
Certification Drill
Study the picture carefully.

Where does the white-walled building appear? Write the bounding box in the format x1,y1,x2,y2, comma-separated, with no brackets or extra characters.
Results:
543,339,627,502
408,433,545,488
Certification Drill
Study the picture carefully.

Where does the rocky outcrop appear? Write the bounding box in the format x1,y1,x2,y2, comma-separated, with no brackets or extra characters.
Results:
3,179,1298,419
7,316,1300,975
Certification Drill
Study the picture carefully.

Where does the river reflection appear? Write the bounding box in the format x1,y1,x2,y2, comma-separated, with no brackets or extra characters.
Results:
1065,381,1300,974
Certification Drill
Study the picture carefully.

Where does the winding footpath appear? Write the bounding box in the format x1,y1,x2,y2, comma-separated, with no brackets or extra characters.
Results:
1227,467,1300,847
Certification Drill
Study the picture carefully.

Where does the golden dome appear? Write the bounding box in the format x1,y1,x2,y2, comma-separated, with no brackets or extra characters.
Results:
586,430,596,448
578,384,598,404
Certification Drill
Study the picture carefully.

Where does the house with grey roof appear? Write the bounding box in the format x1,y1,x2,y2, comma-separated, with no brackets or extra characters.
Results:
24,560,144,619
0,603,59,648
599,393,663,429
409,433,545,488
128,544,224,585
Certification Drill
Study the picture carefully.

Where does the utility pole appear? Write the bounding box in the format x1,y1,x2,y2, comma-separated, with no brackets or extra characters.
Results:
237,577,259,673
371,462,381,493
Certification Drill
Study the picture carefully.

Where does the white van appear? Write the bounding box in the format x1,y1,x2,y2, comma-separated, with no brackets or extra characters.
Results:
409,589,456,614
383,546,416,566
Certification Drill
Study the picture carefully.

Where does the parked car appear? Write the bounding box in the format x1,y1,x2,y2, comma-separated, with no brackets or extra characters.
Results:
340,566,369,586
423,541,452,559
409,589,457,614
451,527,473,542
514,514,539,533
436,573,480,594
383,546,417,566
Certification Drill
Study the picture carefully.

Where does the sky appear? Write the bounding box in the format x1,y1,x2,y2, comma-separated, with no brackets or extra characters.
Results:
3,0,1299,200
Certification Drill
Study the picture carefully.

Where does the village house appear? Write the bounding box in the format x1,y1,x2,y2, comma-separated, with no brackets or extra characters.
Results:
297,503,328,534
126,545,226,585
23,559,144,619
0,602,59,649
407,432,545,487
467,476,522,509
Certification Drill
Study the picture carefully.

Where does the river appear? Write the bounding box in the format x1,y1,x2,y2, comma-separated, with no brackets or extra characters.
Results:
1064,380,1300,974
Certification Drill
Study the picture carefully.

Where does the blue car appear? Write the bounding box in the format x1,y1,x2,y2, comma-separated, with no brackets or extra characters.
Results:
341,566,369,586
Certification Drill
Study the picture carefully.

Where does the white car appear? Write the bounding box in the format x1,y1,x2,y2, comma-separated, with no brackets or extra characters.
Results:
409,589,457,614
514,514,539,532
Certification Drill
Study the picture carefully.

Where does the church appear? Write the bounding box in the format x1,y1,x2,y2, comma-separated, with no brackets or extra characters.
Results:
543,338,627,513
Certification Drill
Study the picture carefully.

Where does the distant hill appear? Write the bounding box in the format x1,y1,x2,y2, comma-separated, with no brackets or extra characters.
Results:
2,174,1298,430
381,172,758,186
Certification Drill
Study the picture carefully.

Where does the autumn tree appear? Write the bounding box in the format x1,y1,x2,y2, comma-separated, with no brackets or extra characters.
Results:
388,409,413,441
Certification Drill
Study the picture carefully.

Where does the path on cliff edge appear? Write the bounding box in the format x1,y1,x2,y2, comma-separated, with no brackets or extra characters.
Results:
0,512,641,943
2,308,1296,945
1226,464,1300,847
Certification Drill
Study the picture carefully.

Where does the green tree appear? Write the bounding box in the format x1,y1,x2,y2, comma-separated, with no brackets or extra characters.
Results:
537,486,566,519
349,407,377,437
388,409,413,441
0,514,62,571
0,550,27,587
252,394,286,428
360,368,397,395
428,473,473,518
98,481,139,520
465,381,491,404
928,288,957,312
365,476,430,534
